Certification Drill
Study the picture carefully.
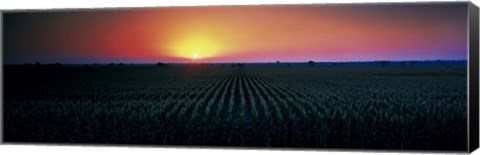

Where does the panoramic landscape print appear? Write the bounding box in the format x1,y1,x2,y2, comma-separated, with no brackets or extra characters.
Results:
3,3,469,151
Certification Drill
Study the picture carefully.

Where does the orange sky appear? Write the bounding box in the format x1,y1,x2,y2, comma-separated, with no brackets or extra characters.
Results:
4,3,468,64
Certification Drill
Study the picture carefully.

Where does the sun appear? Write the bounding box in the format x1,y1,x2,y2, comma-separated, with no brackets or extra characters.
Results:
169,35,224,60
193,53,199,59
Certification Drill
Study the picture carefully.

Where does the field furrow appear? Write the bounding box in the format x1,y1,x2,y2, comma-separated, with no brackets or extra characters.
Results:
214,72,236,121
187,74,230,123
241,72,259,120
202,74,235,123
224,71,239,122
254,75,312,121
243,71,272,122
245,73,284,124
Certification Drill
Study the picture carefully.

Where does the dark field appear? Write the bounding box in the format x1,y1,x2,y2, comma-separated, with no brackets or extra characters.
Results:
3,65,468,151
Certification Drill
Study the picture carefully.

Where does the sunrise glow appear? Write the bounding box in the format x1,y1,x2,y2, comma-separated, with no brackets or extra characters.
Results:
3,3,468,64
168,35,224,61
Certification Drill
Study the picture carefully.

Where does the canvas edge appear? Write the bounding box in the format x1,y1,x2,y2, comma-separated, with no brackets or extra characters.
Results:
0,10,4,144
0,1,470,14
468,1,479,153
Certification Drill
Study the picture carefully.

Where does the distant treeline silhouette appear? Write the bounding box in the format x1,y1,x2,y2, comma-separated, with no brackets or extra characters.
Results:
21,62,63,67
11,60,465,68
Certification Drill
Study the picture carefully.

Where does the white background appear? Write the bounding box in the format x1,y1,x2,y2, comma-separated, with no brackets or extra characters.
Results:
0,0,479,155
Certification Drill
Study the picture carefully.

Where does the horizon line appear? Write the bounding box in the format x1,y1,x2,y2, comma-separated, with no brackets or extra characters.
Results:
4,59,468,65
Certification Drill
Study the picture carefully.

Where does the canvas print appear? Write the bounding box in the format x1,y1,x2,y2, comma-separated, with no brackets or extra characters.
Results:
2,2,475,152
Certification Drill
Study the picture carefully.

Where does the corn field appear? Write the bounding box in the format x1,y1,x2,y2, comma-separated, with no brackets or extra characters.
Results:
4,65,467,150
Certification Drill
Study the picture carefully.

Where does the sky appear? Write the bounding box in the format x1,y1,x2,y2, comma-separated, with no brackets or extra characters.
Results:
3,2,468,64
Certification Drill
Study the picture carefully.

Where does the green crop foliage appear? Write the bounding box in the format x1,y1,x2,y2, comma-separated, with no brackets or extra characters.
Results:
3,65,467,150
